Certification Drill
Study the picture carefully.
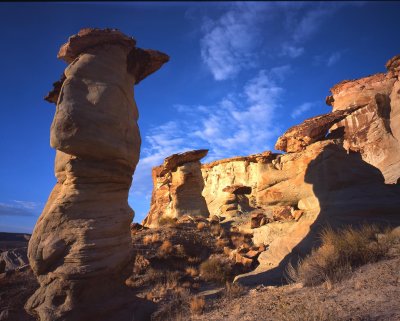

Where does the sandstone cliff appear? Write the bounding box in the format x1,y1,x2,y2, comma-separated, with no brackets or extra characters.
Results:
144,54,400,285
26,28,168,321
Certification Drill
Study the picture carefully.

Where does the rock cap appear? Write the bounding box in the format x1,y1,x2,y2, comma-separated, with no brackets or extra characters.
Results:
385,54,400,71
162,149,208,172
58,28,137,63
275,105,364,152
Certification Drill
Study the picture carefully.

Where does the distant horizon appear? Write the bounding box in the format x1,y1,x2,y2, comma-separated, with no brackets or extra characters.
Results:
1,1,400,233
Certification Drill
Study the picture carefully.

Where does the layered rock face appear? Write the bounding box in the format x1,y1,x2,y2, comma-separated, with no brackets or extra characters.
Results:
278,55,400,183
26,28,168,321
143,150,210,226
144,54,400,285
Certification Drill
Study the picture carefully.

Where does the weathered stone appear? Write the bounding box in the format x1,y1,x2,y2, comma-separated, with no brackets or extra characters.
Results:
275,105,364,153
244,250,260,259
142,54,400,287
26,28,168,321
291,209,304,221
0,248,28,272
327,59,400,184
386,55,400,70
271,206,293,221
143,150,210,227
235,253,253,268
250,211,268,229
222,184,252,195
162,149,208,174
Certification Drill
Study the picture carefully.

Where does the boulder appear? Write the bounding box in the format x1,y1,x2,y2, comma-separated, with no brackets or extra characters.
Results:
0,248,28,272
250,211,269,229
25,28,168,321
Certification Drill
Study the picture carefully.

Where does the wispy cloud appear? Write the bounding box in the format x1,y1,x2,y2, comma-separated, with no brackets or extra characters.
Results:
199,2,360,79
280,44,305,58
313,51,343,67
131,66,288,197
0,200,42,217
291,101,319,119
327,52,342,66
200,3,269,80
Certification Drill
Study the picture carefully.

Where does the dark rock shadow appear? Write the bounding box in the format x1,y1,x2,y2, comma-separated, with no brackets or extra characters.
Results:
240,143,400,286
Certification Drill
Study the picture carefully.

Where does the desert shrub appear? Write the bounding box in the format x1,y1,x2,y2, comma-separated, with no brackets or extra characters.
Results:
159,216,177,226
224,282,245,299
199,256,232,283
215,238,230,249
151,287,190,321
210,222,222,236
197,222,207,231
286,224,397,286
189,296,205,315
142,233,160,245
185,266,198,277
158,240,174,257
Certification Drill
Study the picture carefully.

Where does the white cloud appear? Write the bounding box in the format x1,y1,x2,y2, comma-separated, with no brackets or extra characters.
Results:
327,52,342,66
199,2,361,80
131,66,288,197
0,200,42,217
291,101,319,119
292,6,331,42
281,44,305,58
200,3,269,80
313,51,343,67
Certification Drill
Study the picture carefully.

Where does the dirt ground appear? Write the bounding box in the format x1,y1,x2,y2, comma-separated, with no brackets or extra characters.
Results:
191,256,400,321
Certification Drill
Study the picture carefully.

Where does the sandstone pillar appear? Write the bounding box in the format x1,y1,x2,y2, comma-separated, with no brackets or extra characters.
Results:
25,28,168,321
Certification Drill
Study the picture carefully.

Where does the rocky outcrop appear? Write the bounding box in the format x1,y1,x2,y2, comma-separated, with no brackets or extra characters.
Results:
275,105,364,153
278,55,400,183
143,54,400,286
235,139,400,285
26,28,168,321
325,57,400,184
0,248,28,272
143,150,210,227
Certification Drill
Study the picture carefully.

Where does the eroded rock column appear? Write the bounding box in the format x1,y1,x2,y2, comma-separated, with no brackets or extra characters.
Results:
25,28,168,321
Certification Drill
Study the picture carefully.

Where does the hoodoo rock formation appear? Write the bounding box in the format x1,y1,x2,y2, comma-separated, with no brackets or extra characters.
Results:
144,54,400,285
143,149,210,226
26,28,168,321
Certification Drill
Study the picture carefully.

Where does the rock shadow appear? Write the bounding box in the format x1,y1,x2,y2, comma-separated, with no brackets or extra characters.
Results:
241,143,400,286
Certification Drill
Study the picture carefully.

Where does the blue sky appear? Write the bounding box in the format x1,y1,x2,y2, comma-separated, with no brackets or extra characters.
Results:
1,1,400,233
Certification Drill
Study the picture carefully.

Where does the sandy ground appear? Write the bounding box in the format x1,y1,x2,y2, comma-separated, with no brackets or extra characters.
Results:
192,256,400,321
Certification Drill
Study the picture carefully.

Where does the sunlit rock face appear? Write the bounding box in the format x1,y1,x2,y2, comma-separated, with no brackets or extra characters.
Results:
277,54,400,184
26,28,168,321
325,56,400,184
143,54,400,286
143,150,210,227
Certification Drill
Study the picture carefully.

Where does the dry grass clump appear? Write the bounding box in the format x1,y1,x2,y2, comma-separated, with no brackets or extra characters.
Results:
151,287,191,321
185,266,199,277
158,240,174,257
215,238,230,249
189,296,206,315
199,256,232,284
159,216,177,226
286,224,398,286
224,282,246,299
142,233,160,245
197,222,207,231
